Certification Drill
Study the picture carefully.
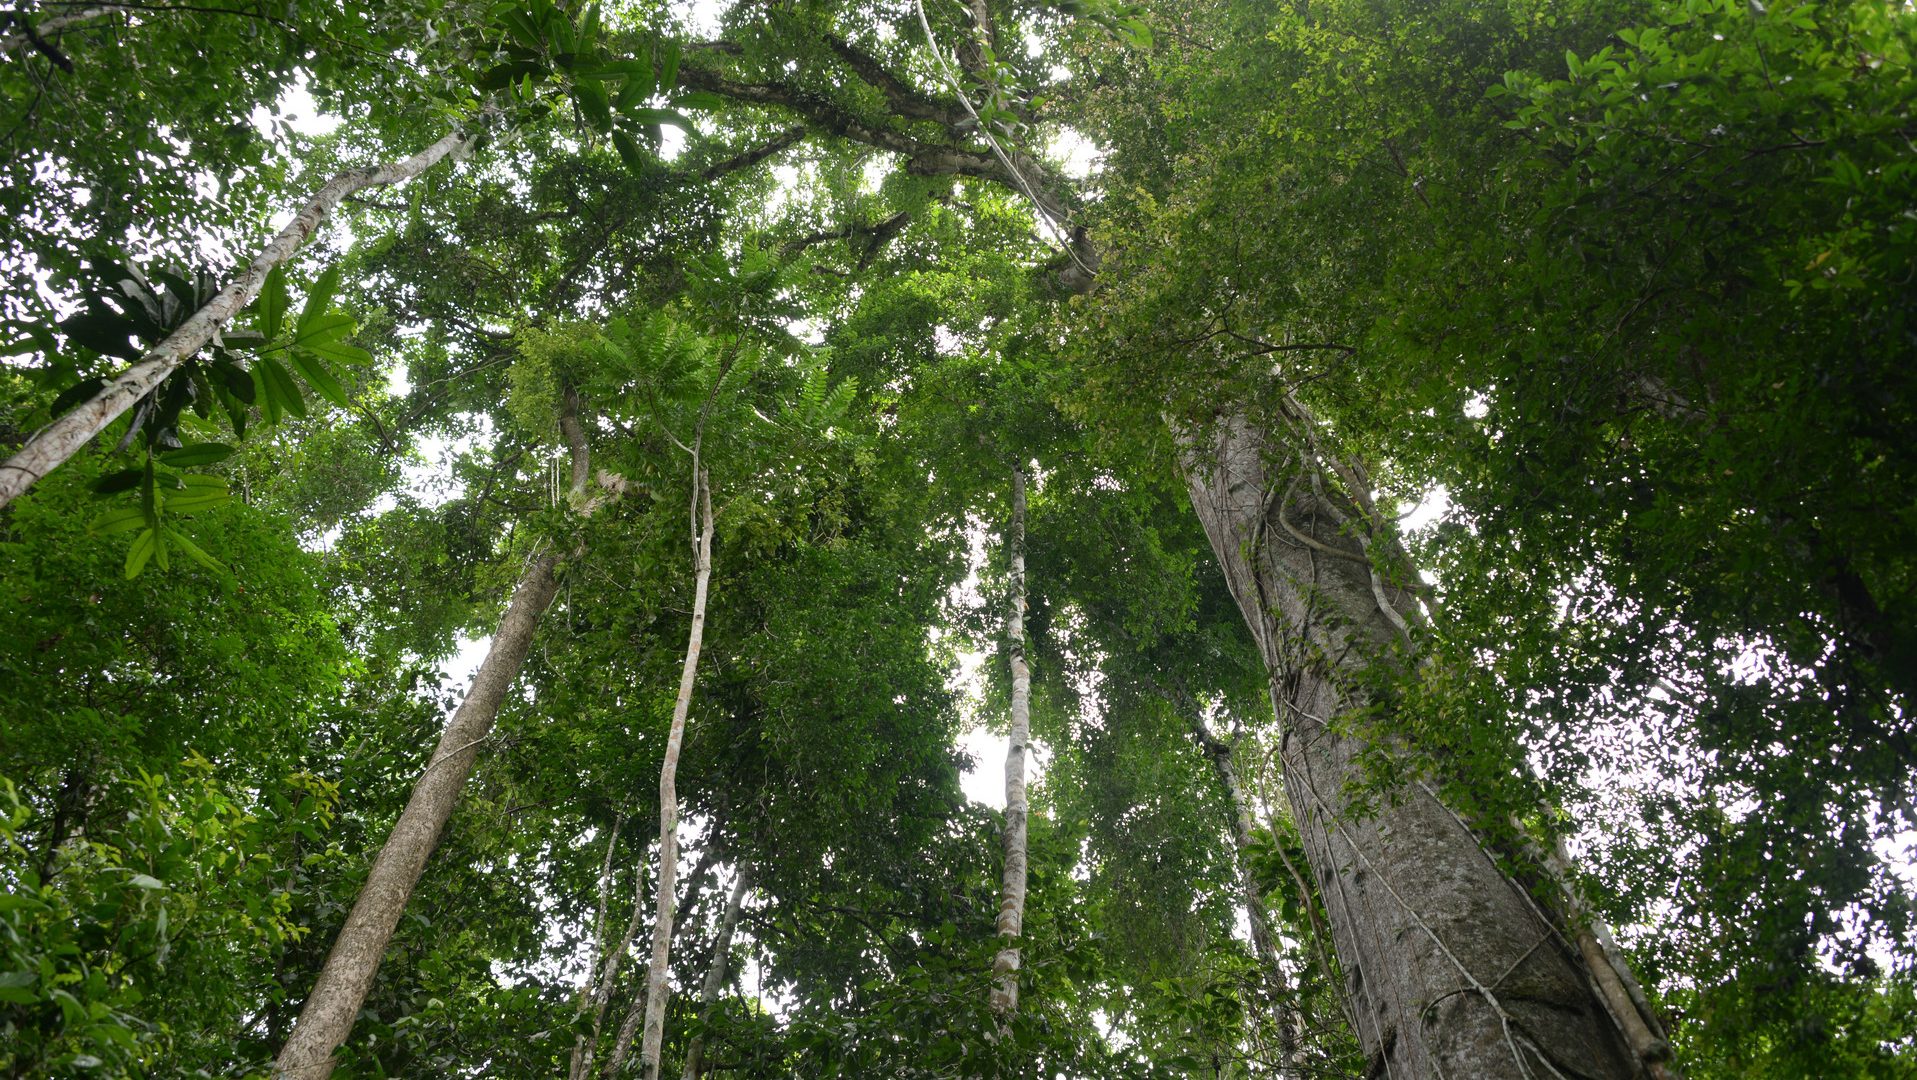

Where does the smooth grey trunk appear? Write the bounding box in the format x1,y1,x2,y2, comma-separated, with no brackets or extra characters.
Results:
638,467,715,1080
572,854,650,1080
0,121,480,510
1181,412,1639,1080
273,392,599,1080
680,866,752,1080
990,464,1031,1017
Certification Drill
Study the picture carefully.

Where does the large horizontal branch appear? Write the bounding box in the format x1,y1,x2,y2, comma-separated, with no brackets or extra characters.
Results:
819,32,966,127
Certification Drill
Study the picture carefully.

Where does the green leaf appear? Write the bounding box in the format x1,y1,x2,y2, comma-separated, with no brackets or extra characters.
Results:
576,78,613,131
257,264,288,340
623,107,696,132
611,127,649,172
165,527,227,575
124,527,158,578
258,357,306,420
50,376,108,417
297,265,342,335
159,443,235,467
127,873,164,890
657,40,680,91
288,351,351,407
302,338,374,366
90,506,150,536
91,468,144,495
162,489,232,514
291,313,354,349
672,90,729,111
60,309,142,360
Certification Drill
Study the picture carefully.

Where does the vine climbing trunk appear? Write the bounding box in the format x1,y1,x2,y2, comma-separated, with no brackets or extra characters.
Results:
990,464,1031,1018
1181,412,1641,1080
0,119,483,511
638,466,715,1080
273,392,604,1080
680,865,752,1080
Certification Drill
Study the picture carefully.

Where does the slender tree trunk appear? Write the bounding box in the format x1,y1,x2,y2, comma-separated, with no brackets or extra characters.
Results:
0,121,482,511
572,859,650,1080
638,468,715,1080
604,843,720,1079
1181,412,1641,1080
680,865,752,1080
273,392,601,1080
990,464,1031,1017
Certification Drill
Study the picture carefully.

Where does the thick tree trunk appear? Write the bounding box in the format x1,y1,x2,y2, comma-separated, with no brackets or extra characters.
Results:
638,468,715,1080
680,865,752,1080
1181,413,1640,1080
0,121,481,510
273,547,562,1080
273,392,601,1080
990,464,1031,1017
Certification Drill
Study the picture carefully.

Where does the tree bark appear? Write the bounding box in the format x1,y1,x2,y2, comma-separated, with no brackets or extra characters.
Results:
638,467,715,1080
272,391,600,1080
604,843,721,1079
1181,412,1640,1080
572,849,650,1080
990,464,1031,1017
0,120,481,511
680,865,752,1080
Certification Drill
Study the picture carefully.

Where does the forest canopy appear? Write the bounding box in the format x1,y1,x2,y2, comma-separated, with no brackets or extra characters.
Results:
0,0,1912,1077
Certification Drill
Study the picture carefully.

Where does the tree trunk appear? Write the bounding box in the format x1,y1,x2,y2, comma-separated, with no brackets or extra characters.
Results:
638,467,715,1080
1181,412,1640,1080
680,865,752,1080
0,121,482,511
273,392,600,1080
990,464,1031,1017
572,851,650,1080
604,844,721,1079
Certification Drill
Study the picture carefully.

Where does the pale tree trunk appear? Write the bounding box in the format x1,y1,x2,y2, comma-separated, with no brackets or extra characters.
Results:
572,851,650,1080
680,865,752,1080
1170,685,1301,1068
1181,411,1647,1080
603,844,721,1079
273,392,604,1080
990,464,1031,1017
638,467,715,1080
0,121,483,511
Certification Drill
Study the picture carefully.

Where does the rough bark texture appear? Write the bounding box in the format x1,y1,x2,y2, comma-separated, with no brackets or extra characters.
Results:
638,468,715,1080
680,866,752,1080
0,122,479,511
273,390,596,1080
272,547,562,1079
990,465,1031,1017
1182,413,1639,1080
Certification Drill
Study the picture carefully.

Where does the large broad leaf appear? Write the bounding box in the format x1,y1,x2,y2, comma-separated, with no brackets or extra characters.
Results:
576,79,613,131
257,357,306,420
49,376,108,417
288,351,351,407
612,128,649,173
297,265,342,336
159,443,235,467
623,107,696,132
257,264,288,340
302,337,374,366
89,506,150,536
164,527,226,575
59,308,142,361
91,469,144,495
291,313,355,349
124,527,158,578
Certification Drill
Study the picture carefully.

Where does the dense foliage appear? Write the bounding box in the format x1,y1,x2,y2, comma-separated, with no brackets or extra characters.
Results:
1,0,1911,1076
